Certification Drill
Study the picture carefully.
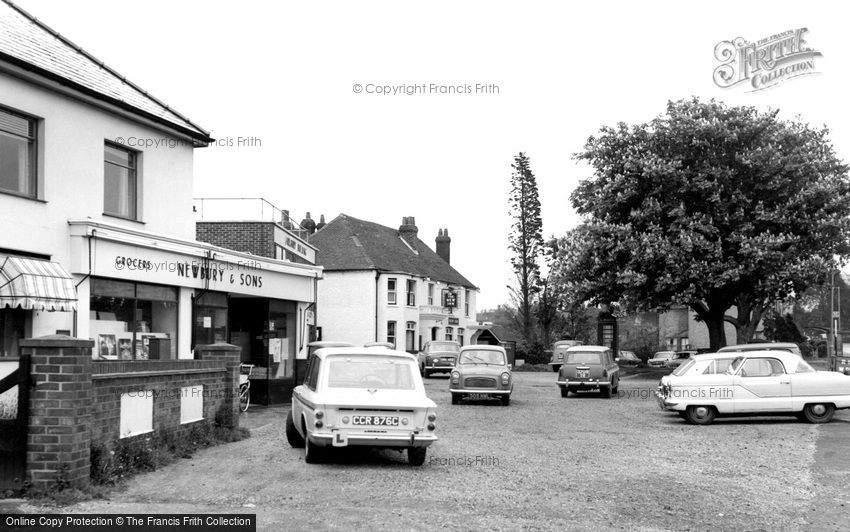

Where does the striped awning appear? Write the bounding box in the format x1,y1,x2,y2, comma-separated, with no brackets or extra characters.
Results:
0,256,77,311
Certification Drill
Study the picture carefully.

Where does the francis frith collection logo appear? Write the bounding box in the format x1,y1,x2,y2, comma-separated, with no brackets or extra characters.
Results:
713,28,822,92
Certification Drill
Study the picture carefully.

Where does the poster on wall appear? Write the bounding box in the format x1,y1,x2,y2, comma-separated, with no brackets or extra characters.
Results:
98,334,116,359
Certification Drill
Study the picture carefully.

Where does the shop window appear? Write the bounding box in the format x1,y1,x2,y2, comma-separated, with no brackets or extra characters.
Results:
387,321,396,348
427,283,434,305
405,321,416,353
0,106,37,198
406,279,416,306
458,328,465,346
0,307,27,357
445,326,453,341
465,289,471,316
104,142,138,220
90,278,177,360
387,278,397,305
192,292,228,348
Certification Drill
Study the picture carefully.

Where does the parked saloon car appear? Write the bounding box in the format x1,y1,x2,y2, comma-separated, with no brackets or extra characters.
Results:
286,346,438,465
449,345,512,406
648,351,676,368
656,350,850,425
615,350,640,366
419,340,461,377
556,345,620,398
548,340,583,372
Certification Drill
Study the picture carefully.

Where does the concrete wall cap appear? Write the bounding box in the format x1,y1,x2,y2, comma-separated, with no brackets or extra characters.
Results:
19,335,95,348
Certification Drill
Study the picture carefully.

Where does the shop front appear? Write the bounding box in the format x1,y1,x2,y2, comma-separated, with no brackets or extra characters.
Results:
69,220,321,404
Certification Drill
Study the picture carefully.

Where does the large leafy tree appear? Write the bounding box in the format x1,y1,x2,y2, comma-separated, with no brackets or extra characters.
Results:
554,98,850,350
508,152,545,345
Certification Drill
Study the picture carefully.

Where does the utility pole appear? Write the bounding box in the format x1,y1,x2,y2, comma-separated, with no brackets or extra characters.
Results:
829,271,841,370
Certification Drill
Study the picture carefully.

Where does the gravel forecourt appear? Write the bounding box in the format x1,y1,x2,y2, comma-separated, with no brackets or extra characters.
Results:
16,371,850,531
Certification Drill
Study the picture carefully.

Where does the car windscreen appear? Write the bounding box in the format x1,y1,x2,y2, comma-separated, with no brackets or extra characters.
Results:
459,350,506,365
653,352,674,360
326,357,416,390
565,352,603,364
429,342,460,352
672,359,696,376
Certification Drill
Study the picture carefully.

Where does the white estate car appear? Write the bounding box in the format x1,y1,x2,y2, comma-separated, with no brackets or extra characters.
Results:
286,346,438,465
657,350,850,425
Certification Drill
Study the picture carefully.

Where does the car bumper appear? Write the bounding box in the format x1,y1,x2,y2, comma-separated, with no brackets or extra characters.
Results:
556,380,611,388
449,388,511,395
309,430,438,448
424,364,454,372
654,390,680,410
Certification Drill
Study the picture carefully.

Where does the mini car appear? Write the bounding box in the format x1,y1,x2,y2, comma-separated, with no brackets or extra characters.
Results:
286,347,438,465
656,350,850,424
556,345,620,398
449,345,512,405
418,340,461,377
648,351,675,368
615,350,640,366
548,340,582,372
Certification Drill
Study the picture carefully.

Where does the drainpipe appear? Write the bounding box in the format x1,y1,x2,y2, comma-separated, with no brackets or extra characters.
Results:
73,229,96,337
375,271,380,342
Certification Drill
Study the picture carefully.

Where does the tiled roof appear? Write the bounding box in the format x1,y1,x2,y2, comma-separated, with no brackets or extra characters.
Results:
310,214,476,289
0,0,211,143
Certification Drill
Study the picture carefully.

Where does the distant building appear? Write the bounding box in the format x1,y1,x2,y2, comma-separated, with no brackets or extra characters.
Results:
309,215,479,351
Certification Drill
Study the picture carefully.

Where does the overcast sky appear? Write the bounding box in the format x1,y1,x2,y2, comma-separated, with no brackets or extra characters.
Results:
16,0,850,310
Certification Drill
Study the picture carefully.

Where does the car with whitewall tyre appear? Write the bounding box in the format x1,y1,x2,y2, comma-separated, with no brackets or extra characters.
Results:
556,345,619,398
286,347,438,465
656,350,850,425
449,345,512,406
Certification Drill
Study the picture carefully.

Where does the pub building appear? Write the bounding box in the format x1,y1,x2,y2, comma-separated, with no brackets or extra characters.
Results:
0,1,321,404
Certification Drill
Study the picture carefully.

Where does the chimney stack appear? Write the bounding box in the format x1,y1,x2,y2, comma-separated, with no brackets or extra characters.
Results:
316,214,326,231
300,212,316,235
436,228,451,264
399,216,418,249
281,209,293,230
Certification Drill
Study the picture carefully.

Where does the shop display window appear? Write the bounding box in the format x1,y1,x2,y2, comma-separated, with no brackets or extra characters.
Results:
192,291,228,348
90,278,177,360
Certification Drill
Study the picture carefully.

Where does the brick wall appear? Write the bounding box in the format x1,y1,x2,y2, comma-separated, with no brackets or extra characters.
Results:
196,222,275,258
21,336,241,489
90,360,231,444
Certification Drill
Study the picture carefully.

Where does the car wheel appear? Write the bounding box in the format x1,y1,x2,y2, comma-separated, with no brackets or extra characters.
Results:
285,410,304,448
802,403,835,424
408,447,427,466
304,436,323,464
685,405,716,425
601,385,612,398
423,369,431,378
567,387,577,395
611,378,619,395
552,365,561,373
500,395,510,406
560,387,568,398
451,393,460,405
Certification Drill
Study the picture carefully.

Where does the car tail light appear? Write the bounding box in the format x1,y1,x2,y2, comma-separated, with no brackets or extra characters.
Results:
341,416,350,424
427,423,435,431
401,418,409,425
426,356,432,365
501,372,510,385
451,371,460,384
427,413,437,422
315,420,323,428
315,410,324,419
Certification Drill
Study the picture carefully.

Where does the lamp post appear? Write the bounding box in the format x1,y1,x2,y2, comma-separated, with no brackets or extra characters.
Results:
829,270,841,370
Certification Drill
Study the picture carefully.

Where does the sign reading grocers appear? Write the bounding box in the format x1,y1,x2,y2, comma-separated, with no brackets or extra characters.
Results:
713,28,822,92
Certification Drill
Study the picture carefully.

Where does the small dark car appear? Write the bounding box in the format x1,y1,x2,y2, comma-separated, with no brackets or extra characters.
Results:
556,346,620,398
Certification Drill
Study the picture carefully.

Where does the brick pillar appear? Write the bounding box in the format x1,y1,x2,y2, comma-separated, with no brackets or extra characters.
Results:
196,343,241,427
21,335,94,489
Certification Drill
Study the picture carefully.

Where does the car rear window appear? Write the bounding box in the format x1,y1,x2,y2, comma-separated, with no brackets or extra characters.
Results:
326,357,416,390
565,352,603,364
429,342,460,352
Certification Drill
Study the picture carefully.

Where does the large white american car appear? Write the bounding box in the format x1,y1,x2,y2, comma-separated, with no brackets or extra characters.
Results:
656,350,850,425
286,346,438,465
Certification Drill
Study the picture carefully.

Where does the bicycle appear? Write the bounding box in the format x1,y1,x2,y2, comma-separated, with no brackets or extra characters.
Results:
239,364,255,412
